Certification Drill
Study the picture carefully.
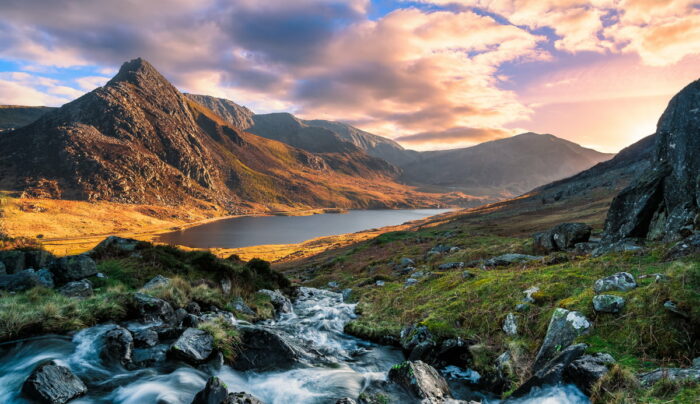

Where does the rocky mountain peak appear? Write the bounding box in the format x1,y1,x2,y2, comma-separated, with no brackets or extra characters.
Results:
107,57,173,89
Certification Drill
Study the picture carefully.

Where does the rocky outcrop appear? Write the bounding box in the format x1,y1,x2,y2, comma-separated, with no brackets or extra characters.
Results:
233,327,310,371
22,361,87,404
170,328,214,364
534,223,592,253
533,308,591,370
0,250,26,274
593,272,637,293
565,353,615,394
92,236,144,257
49,254,97,284
133,293,177,324
664,233,700,260
511,343,588,398
602,79,700,244
387,360,452,402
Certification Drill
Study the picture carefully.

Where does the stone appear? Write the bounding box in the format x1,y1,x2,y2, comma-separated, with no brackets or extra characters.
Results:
399,257,415,267
400,324,434,353
336,398,357,404
133,329,159,348
341,288,352,301
182,314,201,328
258,289,293,316
638,367,700,386
461,271,475,279
35,268,55,288
0,269,43,292
592,295,625,313
664,300,690,319
533,308,591,370
664,234,700,260
483,253,541,267
133,292,177,324
25,250,55,269
142,275,171,290
22,361,87,404
49,254,97,284
511,344,588,398
327,281,339,288
387,360,452,401
233,327,310,371
0,250,26,274
93,236,143,256
375,280,385,286
132,344,168,368
186,301,202,315
404,278,418,288
593,272,637,293
523,286,540,303
574,242,599,255
101,326,134,367
502,313,518,336
534,223,592,253
58,279,93,298
564,353,615,394
230,297,255,316
170,327,214,364
192,376,228,404
228,392,264,404
438,262,464,270
515,303,529,312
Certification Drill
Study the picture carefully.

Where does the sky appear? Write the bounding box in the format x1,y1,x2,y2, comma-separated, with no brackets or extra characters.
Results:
1,1,700,153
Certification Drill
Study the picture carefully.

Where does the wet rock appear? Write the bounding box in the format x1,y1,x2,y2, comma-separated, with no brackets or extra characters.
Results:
438,262,464,270
592,295,625,313
594,272,637,293
93,236,143,256
132,344,168,368
502,313,518,336
664,234,700,260
400,324,434,353
101,326,134,367
233,327,310,371
192,376,228,404
533,308,591,370
511,343,588,398
664,300,690,319
22,360,87,404
0,250,26,274
341,288,353,301
387,360,452,402
155,326,185,340
230,297,255,316
25,250,55,269
228,391,264,404
35,268,55,288
638,367,700,386
186,301,202,315
336,398,357,404
58,279,93,298
533,223,592,253
133,292,177,324
133,329,159,348
170,327,214,364
182,314,201,328
432,338,473,368
142,275,171,290
258,289,293,316
483,254,541,267
49,254,97,284
0,269,43,292
564,353,615,394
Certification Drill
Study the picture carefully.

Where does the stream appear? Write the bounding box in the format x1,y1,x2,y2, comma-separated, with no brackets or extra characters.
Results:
0,288,589,403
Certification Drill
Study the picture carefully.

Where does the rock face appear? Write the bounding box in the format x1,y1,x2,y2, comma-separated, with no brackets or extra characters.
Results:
534,223,592,253
564,353,615,394
49,255,97,284
387,360,452,402
233,327,309,371
593,272,637,293
170,328,214,364
22,361,87,404
602,79,700,243
101,326,134,367
133,293,176,324
93,236,143,256
0,269,44,292
533,308,591,370
511,344,588,398
592,295,625,313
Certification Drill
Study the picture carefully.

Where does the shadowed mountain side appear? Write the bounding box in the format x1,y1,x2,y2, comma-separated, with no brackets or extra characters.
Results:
0,105,55,131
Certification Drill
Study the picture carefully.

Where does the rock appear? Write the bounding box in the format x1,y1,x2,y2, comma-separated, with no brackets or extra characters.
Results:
25,250,55,269
336,398,357,404
101,326,134,367
341,288,352,301
534,223,592,253
35,268,55,288
399,257,415,267
523,286,540,303
0,269,43,292
592,295,625,313
142,275,171,290
96,272,106,278
483,253,541,267
228,391,264,404
58,279,93,298
233,327,310,371
230,297,255,316
404,278,418,288
428,245,453,255
593,239,644,256
49,254,97,284
133,292,177,324
461,271,475,279
185,301,202,315
502,313,518,336
22,360,87,404
220,278,232,295
133,329,159,347
449,246,461,253
411,271,426,278
664,234,700,260
574,241,599,255
515,303,529,312
693,357,700,368
664,300,690,319
170,327,214,364
594,272,637,293
533,308,591,370
564,353,615,394
387,360,452,401
132,344,168,367
533,232,557,254
0,250,26,274
438,262,464,270
400,324,434,353
93,236,143,255
191,376,228,404
511,343,588,398
154,325,184,340
432,337,473,368
258,289,293,316
375,280,385,286
638,367,700,386
327,281,339,288
0,261,4,275
183,314,201,328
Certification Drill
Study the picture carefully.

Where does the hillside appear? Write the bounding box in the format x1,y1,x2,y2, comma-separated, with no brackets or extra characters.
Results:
0,105,55,131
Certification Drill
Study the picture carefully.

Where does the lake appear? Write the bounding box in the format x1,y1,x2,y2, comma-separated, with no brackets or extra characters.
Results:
156,209,452,248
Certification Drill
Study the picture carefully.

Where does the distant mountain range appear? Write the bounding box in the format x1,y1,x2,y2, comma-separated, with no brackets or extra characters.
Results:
0,105,54,132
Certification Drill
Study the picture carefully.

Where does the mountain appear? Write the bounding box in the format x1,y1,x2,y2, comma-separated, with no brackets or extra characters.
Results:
399,133,614,198
0,58,438,212
185,94,254,131
0,105,55,131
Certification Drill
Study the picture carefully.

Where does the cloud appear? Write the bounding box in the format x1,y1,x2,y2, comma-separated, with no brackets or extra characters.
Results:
0,71,77,105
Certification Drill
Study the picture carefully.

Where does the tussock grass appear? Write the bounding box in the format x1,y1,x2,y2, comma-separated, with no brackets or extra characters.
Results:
198,318,241,363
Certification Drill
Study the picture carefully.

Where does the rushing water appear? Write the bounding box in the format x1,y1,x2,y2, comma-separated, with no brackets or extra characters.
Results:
0,288,589,404
156,209,453,249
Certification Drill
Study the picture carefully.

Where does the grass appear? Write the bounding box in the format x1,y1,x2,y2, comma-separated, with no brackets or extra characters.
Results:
198,318,241,363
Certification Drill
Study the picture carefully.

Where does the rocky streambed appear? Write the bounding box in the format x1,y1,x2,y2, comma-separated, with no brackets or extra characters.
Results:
0,286,590,404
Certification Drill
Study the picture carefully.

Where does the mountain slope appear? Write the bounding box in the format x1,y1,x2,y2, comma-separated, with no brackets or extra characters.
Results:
400,133,614,198
0,105,55,131
0,58,438,212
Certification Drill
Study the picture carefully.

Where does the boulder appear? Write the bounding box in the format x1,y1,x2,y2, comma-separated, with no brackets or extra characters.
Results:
49,254,97,284
404,278,418,288
25,250,55,269
233,327,309,371
664,300,690,319
258,289,293,316
133,328,159,348
574,242,599,255
534,223,592,253
186,301,202,315
230,297,255,316
593,272,637,293
0,250,26,274
564,353,615,394
192,376,228,404
101,326,134,367
170,328,214,364
0,269,43,292
522,286,540,303
399,257,416,267
133,292,177,324
35,268,55,288
220,278,232,295
502,313,518,336
132,344,168,368
400,324,434,353
461,271,475,279
483,254,541,267
664,233,700,260
638,367,700,386
387,360,452,402
58,280,94,298
93,236,143,255
336,399,357,404
22,361,87,404
511,344,587,398
438,262,464,270
592,295,625,313
141,275,171,290
228,392,264,404
533,308,591,370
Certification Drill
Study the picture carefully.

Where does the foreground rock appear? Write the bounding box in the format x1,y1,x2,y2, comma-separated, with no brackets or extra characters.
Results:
142,275,171,290
511,344,588,398
170,328,214,364
58,280,94,298
233,327,309,371
258,289,293,316
592,295,625,313
533,308,591,370
0,269,44,292
593,272,637,293
49,254,97,284
387,360,452,402
565,353,615,394
133,293,177,324
22,361,87,404
101,326,134,367
192,376,263,404
534,223,592,253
